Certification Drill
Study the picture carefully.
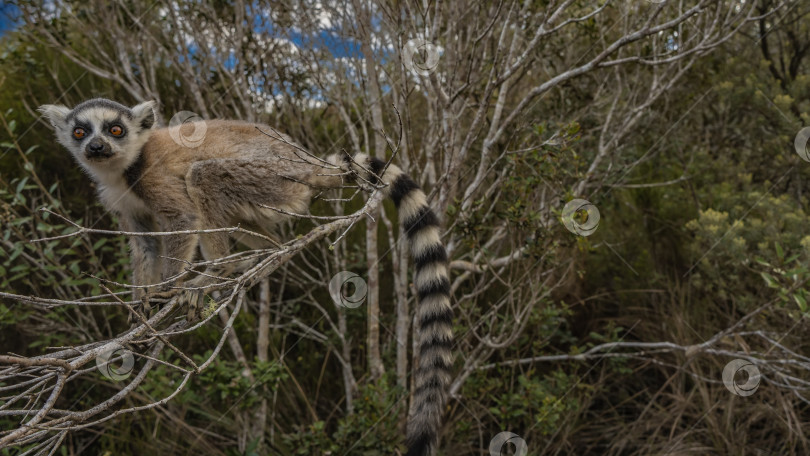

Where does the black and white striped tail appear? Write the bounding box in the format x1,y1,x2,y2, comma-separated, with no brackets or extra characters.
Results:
333,152,453,456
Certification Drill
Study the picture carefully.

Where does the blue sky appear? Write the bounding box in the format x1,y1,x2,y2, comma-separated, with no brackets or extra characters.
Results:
0,3,19,35
0,4,362,59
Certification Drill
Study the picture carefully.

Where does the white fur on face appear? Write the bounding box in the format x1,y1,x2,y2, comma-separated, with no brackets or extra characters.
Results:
53,102,153,183
40,99,157,215
71,107,134,163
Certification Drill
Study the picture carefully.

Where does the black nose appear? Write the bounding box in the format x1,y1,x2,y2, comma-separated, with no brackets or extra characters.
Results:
85,138,112,159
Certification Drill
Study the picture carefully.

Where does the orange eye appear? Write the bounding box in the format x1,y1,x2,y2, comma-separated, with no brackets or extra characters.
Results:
109,125,123,136
72,128,86,139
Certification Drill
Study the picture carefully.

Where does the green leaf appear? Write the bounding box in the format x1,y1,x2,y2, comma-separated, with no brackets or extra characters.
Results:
760,272,778,288
794,293,807,312
8,245,23,262
754,257,770,267
16,177,28,195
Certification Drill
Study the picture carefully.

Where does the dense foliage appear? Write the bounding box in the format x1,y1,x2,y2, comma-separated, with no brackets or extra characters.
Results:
1,0,810,455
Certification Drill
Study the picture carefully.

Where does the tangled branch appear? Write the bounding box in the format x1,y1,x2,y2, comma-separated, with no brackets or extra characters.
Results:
0,189,385,453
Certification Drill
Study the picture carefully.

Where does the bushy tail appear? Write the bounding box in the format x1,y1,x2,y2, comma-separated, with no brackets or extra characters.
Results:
328,152,453,456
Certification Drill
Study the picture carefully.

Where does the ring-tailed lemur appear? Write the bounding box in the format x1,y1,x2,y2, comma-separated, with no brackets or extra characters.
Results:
39,98,452,456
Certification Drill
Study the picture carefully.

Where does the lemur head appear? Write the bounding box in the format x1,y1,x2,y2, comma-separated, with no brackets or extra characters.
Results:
39,98,156,178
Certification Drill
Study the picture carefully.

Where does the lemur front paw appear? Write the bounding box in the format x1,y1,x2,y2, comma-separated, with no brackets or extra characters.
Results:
181,289,207,322
132,282,209,324
130,288,175,325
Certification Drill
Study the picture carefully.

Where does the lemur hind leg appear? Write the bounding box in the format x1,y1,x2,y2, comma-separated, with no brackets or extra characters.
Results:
182,158,313,320
230,220,279,251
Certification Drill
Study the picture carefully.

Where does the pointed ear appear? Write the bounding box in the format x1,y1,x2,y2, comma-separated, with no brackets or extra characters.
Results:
38,104,71,129
132,100,157,129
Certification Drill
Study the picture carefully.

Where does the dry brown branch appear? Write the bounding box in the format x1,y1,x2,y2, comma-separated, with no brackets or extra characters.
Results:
0,188,385,452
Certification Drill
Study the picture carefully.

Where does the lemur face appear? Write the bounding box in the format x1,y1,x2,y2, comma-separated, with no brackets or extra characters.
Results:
39,98,156,175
